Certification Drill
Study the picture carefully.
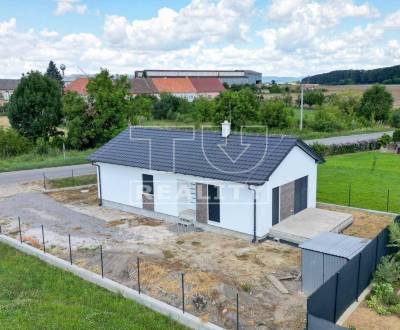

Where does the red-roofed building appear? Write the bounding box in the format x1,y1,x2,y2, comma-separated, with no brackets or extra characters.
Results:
189,77,225,99
64,77,89,96
152,77,196,101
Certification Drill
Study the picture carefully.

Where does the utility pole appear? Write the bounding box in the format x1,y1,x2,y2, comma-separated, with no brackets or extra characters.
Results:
300,83,304,130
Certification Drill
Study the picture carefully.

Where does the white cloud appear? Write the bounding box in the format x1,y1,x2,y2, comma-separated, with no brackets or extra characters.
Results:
0,18,16,35
40,29,59,38
383,10,400,28
54,0,87,16
0,0,398,79
103,0,254,50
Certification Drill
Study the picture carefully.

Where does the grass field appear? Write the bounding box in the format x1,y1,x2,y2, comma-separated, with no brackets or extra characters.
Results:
48,174,97,189
0,149,93,173
317,151,400,213
0,243,186,330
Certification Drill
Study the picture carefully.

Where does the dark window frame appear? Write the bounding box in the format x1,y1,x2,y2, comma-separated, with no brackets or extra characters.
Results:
142,174,154,195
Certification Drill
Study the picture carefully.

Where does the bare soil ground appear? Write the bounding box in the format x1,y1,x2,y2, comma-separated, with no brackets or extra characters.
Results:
0,186,306,329
319,204,394,238
344,302,400,330
0,115,10,128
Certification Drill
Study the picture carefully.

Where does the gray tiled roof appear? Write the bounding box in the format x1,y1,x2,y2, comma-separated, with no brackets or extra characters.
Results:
0,79,19,90
89,127,324,185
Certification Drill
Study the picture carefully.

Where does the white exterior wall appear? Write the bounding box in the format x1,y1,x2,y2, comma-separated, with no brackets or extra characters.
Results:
256,146,317,237
98,162,255,236
97,146,317,238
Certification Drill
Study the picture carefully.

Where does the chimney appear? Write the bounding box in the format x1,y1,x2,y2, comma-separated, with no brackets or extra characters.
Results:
221,120,231,138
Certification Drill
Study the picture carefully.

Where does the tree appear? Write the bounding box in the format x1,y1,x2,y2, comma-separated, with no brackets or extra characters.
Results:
213,88,259,129
302,89,325,107
259,99,294,129
64,69,129,149
126,95,156,124
152,93,182,120
45,61,64,88
8,71,62,141
358,85,393,121
390,108,400,128
326,91,361,116
190,97,215,124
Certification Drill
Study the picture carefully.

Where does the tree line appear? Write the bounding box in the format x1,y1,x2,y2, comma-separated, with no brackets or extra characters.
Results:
302,65,400,85
2,61,400,158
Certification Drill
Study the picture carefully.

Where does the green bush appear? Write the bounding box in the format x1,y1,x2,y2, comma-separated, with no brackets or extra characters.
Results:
391,109,400,128
378,133,392,147
310,106,344,132
393,129,400,142
310,142,329,158
310,140,380,156
0,128,32,158
373,256,400,284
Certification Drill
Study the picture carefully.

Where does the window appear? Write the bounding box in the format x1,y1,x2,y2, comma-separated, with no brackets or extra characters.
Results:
207,184,220,222
142,174,154,195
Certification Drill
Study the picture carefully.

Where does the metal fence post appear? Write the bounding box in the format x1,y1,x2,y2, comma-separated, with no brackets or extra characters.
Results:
41,225,46,253
43,173,47,190
18,216,22,243
68,234,72,265
236,293,239,330
333,272,340,323
72,169,75,186
348,183,351,207
356,253,362,301
100,245,104,278
137,257,141,294
181,273,185,313
386,189,390,212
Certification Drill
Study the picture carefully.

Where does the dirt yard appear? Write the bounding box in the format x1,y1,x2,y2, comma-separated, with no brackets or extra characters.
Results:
319,204,394,238
0,115,10,128
344,302,400,330
0,186,306,329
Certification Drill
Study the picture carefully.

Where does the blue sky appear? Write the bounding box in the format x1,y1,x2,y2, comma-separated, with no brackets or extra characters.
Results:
0,0,400,77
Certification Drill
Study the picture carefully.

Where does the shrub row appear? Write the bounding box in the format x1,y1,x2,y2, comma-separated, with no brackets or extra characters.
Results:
311,139,381,157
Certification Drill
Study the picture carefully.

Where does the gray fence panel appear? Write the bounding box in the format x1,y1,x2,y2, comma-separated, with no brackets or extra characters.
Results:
334,255,360,322
308,314,348,330
308,274,337,323
358,237,377,294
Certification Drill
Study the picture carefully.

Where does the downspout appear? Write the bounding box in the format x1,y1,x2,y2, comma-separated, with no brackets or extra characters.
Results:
247,185,257,243
92,163,102,206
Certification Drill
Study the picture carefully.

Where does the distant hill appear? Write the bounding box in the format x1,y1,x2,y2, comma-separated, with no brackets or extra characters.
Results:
262,76,301,84
302,65,400,85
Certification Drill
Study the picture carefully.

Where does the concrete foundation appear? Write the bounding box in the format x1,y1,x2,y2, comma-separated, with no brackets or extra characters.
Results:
268,208,353,244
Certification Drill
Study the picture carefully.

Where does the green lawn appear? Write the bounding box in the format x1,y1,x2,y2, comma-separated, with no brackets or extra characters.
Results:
317,151,400,213
0,243,186,330
48,174,97,189
0,149,94,173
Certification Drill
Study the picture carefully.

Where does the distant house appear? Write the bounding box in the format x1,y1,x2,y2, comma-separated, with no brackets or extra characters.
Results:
151,77,197,101
129,78,158,97
0,79,19,105
188,77,225,99
89,124,324,240
64,77,89,96
129,76,225,101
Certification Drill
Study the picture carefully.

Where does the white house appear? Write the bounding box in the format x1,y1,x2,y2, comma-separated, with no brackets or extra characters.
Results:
89,124,324,241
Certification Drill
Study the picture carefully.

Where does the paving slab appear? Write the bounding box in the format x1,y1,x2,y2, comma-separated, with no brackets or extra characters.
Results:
269,208,353,244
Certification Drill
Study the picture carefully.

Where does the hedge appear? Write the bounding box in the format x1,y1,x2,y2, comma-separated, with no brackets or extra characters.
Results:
311,139,381,157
